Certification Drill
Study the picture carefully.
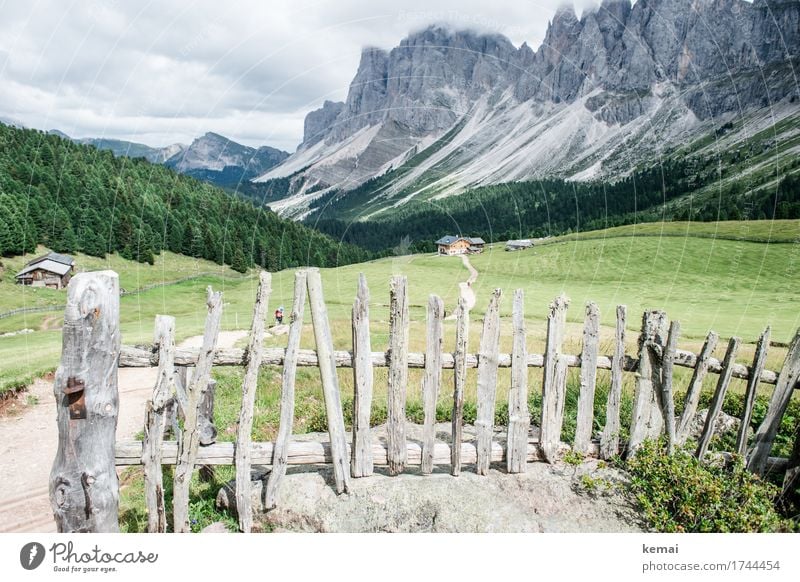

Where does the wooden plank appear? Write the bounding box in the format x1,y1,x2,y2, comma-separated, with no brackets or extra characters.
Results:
507,289,530,473
600,305,627,460
421,294,445,475
117,344,783,385
540,294,570,463
660,321,681,455
747,329,800,475
736,327,770,456
143,315,176,533
451,297,469,476
351,273,374,478
265,270,307,508
627,310,668,456
117,440,552,467
387,275,409,476
173,287,223,533
574,302,600,455
676,331,719,444
50,271,121,533
234,271,271,533
117,439,789,469
475,289,502,475
306,268,351,494
696,337,741,460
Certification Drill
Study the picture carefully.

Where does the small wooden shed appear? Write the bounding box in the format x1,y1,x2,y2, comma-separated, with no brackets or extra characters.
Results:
15,252,76,289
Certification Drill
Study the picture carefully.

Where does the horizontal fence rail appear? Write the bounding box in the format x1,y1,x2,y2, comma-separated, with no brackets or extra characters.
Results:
119,344,784,386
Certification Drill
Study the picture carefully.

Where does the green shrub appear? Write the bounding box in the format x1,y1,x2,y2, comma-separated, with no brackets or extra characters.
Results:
625,439,792,532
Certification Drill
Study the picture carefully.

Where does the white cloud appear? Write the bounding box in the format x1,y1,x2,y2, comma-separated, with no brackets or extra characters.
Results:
0,0,601,152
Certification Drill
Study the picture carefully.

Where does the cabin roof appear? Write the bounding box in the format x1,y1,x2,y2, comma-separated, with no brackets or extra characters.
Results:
436,236,485,246
16,259,72,278
25,252,75,268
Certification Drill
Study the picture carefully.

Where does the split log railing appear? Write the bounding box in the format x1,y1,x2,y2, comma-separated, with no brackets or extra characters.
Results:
50,269,800,533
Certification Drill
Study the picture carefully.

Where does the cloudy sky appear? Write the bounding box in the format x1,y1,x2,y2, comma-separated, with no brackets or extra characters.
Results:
0,0,600,152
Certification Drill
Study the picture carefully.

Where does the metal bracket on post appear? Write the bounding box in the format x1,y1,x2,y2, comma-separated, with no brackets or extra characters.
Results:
65,377,87,420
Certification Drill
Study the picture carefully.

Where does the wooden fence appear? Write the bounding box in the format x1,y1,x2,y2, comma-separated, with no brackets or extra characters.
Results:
49,269,800,533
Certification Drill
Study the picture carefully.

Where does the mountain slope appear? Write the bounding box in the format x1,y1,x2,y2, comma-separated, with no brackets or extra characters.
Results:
258,0,800,219
165,132,289,187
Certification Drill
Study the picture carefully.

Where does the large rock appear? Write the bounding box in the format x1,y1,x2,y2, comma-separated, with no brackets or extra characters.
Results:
688,408,743,441
216,424,645,533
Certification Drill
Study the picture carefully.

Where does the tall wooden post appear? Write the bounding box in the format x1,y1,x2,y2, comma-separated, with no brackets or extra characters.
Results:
50,271,120,533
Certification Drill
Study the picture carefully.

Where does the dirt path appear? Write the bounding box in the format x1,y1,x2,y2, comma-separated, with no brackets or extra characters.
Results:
0,330,249,533
447,254,478,319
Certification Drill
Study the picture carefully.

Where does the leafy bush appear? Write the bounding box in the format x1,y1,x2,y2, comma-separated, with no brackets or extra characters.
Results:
625,439,792,532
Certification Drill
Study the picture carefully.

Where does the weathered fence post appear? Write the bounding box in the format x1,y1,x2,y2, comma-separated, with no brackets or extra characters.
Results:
600,305,626,460
173,287,223,533
387,275,409,476
736,327,770,456
676,331,718,444
660,320,680,454
351,274,374,478
306,268,351,494
451,296,469,476
540,294,569,463
747,329,800,474
235,271,271,532
627,310,668,456
421,294,445,475
476,289,502,475
507,289,530,473
50,271,120,533
143,315,176,533
265,270,307,508
696,337,740,460
574,302,600,454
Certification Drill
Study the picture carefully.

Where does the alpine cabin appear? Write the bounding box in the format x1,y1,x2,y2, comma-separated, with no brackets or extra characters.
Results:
435,236,485,256
15,252,76,290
